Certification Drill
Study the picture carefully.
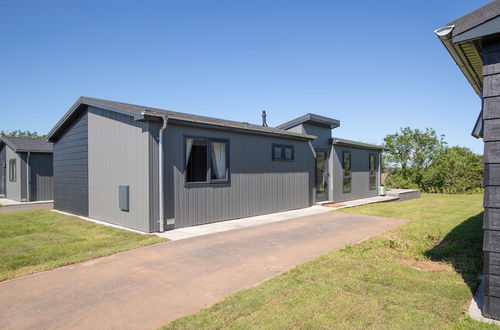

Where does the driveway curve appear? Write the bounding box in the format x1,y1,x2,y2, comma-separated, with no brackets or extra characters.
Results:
0,211,408,330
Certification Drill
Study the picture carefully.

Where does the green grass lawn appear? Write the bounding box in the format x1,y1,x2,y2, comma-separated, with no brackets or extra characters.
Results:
164,194,497,329
0,209,166,281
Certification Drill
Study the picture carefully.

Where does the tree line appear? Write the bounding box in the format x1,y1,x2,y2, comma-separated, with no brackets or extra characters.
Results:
0,130,46,139
0,127,483,193
383,127,483,194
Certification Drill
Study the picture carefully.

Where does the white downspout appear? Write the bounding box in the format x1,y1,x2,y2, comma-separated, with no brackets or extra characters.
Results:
26,152,30,202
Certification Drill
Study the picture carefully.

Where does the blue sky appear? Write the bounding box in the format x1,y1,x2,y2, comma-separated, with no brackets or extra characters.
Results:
0,0,491,153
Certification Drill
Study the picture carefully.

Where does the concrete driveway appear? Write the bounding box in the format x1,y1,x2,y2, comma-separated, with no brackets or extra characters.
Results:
0,212,408,330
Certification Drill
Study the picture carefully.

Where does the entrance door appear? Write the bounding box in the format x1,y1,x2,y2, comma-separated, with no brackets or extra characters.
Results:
29,154,53,202
316,151,328,202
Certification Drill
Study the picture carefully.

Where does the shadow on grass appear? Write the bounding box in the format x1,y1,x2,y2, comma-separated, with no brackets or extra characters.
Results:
425,212,484,293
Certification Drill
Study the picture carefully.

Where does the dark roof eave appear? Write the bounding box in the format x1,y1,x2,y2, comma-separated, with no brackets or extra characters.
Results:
169,119,316,141
449,1,500,37
435,25,482,97
16,149,53,153
330,137,386,151
0,136,53,153
0,137,17,152
46,98,147,142
46,98,84,142
276,113,340,130
452,15,500,43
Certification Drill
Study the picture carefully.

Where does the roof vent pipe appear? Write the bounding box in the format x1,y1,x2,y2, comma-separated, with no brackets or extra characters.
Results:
262,111,268,127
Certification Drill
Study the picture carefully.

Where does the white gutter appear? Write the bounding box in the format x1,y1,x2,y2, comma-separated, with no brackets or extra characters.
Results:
434,25,482,97
26,152,30,202
142,111,168,232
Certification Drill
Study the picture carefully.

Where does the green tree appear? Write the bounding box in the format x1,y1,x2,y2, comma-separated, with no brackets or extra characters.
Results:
0,130,45,139
422,146,483,193
384,127,446,188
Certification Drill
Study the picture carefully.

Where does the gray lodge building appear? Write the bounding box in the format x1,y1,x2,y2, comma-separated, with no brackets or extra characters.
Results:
46,97,383,233
436,0,500,320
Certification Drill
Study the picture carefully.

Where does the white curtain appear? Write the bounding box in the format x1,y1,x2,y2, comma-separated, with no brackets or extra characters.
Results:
211,142,226,179
186,138,193,164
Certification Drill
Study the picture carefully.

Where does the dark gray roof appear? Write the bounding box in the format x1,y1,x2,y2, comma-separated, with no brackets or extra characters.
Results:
435,1,500,97
435,1,500,139
0,136,53,153
47,97,316,141
449,0,500,37
330,137,385,151
276,113,340,130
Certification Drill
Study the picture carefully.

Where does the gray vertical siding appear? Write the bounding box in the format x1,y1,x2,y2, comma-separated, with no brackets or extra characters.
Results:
327,144,334,201
300,123,331,149
302,124,333,201
164,123,314,229
53,110,89,216
149,123,161,232
29,153,53,201
5,146,22,201
283,123,332,201
286,125,304,135
0,146,52,201
87,106,153,232
0,145,5,196
330,145,379,203
482,40,500,319
47,101,386,233
20,153,27,201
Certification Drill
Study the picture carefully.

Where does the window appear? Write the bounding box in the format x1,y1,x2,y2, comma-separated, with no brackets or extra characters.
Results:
272,144,294,161
211,141,228,181
186,139,208,182
342,151,351,193
369,154,377,190
9,159,16,182
186,137,228,184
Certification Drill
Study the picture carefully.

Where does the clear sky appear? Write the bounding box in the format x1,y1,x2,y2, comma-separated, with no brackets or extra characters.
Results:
0,0,491,153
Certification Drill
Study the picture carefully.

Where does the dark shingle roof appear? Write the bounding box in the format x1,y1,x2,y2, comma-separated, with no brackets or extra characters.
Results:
435,1,500,137
449,0,500,37
435,1,500,98
0,136,53,153
48,97,316,141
